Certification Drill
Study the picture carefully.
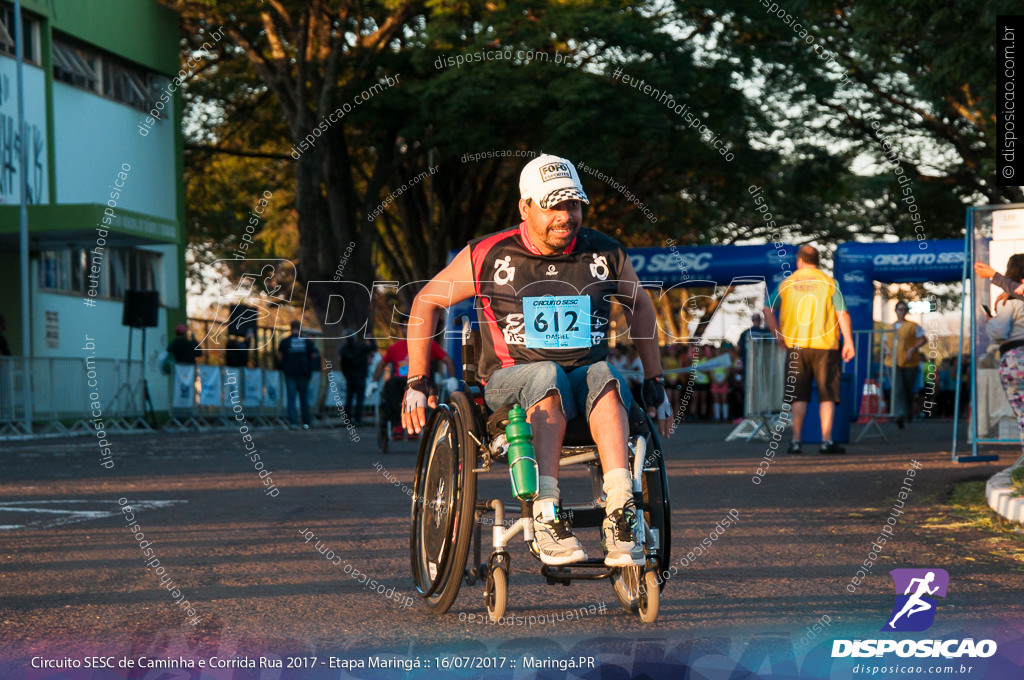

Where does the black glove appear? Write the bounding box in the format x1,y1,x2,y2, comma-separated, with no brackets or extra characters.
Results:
642,376,672,420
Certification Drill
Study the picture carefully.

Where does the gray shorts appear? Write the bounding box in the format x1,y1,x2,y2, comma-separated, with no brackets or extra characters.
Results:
484,361,632,421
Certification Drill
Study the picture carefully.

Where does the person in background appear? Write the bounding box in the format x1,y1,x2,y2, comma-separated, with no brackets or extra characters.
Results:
887,300,926,428
975,261,1024,303
340,334,376,427
661,344,682,419
167,324,201,364
708,345,733,422
937,360,958,419
623,344,644,404
763,245,856,455
373,326,455,440
724,342,744,422
983,254,1024,466
225,328,254,368
737,312,773,365
690,345,710,420
608,345,626,374
277,320,320,430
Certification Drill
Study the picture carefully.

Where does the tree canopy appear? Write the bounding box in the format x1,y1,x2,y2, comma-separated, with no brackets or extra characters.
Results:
167,0,1018,327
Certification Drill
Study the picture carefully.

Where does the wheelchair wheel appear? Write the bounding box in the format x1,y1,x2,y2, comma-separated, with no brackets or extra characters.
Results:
409,392,478,613
640,414,671,586
485,565,507,622
638,570,660,623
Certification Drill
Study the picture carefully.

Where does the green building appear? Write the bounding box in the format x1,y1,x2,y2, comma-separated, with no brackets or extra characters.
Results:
0,0,187,414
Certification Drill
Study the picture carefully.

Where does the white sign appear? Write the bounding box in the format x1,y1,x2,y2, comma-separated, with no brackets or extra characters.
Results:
992,209,1024,241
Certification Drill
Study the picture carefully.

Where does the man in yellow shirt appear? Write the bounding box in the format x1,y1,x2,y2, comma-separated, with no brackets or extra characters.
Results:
888,300,927,428
763,246,856,454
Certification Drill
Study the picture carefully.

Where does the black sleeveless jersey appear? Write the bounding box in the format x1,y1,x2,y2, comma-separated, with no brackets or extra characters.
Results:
468,223,628,382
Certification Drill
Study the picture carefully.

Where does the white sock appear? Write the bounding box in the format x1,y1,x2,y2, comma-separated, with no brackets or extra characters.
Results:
723,404,729,419
534,475,560,520
713,402,722,420
603,467,633,513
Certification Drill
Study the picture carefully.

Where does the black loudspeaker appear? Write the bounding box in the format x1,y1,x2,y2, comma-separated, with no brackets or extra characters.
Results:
228,304,258,335
122,289,160,328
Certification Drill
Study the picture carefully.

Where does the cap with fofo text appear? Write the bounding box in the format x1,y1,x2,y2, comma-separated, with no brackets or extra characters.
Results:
519,154,590,209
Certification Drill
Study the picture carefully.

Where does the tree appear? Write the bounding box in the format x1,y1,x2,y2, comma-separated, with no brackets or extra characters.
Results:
685,0,1021,247
172,0,792,332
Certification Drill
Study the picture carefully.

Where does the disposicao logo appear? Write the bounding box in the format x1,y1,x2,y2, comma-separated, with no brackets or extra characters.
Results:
832,569,998,660
883,568,948,632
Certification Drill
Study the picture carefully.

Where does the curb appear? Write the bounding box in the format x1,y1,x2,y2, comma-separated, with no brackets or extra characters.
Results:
985,466,1024,524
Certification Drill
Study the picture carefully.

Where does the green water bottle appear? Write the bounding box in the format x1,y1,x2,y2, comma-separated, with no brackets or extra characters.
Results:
506,404,538,501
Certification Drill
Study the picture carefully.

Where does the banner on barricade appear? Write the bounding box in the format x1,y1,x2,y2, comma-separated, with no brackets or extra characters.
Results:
198,366,222,406
223,367,241,393
264,372,282,406
243,368,263,406
172,365,195,410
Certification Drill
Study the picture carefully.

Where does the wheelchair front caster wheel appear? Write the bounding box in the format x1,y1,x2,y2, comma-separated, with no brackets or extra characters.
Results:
638,570,660,623
485,566,508,622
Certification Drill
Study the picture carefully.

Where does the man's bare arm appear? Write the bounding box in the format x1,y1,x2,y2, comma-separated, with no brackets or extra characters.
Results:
618,261,672,436
403,247,477,433
839,310,855,362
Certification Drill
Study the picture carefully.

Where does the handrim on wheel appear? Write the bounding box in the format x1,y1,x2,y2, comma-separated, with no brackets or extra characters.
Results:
409,393,478,612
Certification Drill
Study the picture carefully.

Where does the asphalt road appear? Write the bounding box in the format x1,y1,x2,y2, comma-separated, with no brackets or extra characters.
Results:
1,418,1022,671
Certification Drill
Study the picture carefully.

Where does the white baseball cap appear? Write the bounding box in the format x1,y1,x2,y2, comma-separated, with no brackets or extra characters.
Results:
519,154,590,209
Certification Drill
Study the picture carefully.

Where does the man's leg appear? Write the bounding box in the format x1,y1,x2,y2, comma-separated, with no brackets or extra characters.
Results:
285,376,298,427
819,400,835,442
528,390,567,479
791,400,807,442
576,362,643,567
298,375,312,426
589,383,630,476
484,362,584,565
787,348,813,453
817,349,846,454
893,367,907,426
353,378,366,424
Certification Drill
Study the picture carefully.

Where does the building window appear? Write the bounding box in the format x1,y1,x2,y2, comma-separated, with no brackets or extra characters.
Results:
53,33,165,111
40,247,162,302
0,2,39,64
103,59,153,110
52,38,100,92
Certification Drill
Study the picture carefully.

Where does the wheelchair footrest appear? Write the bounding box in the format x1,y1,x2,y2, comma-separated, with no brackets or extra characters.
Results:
541,562,613,585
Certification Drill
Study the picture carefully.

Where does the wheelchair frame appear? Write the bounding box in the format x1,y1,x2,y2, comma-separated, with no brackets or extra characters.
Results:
409,316,672,622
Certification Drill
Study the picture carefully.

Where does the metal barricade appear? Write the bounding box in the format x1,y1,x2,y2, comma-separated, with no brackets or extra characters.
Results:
0,357,30,436
850,328,898,442
0,356,147,438
727,337,788,441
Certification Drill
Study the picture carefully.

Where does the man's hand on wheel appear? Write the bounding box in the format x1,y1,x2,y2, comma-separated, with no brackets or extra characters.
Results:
402,376,429,434
643,376,674,438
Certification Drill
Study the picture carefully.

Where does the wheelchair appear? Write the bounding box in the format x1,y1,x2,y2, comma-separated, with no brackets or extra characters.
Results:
410,316,672,623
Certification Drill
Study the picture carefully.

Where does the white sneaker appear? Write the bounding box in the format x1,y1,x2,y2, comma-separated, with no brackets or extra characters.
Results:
532,500,587,565
602,501,644,567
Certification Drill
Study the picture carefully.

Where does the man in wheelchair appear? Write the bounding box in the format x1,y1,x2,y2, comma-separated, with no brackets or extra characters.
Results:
401,154,673,568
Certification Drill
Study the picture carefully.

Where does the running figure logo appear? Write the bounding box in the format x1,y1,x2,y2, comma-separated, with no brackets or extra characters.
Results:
882,568,949,632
